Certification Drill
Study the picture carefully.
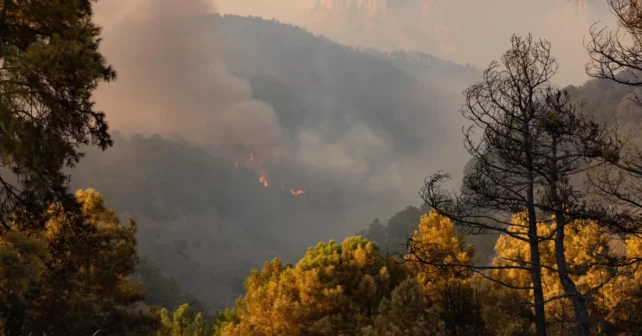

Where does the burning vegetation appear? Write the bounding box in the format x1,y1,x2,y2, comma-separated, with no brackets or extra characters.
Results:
235,152,306,195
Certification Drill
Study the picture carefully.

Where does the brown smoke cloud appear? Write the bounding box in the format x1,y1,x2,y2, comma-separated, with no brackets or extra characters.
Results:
91,0,442,210
94,0,290,161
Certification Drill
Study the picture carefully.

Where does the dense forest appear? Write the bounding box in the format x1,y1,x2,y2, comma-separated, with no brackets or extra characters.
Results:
4,0,642,335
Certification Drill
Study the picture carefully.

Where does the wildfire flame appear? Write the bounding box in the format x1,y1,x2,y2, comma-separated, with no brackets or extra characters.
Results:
237,152,305,194
290,189,306,196
258,176,269,187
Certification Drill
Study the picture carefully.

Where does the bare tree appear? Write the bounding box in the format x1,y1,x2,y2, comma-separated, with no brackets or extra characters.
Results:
418,34,641,335
534,89,640,335
585,0,642,230
419,34,556,336
586,0,642,97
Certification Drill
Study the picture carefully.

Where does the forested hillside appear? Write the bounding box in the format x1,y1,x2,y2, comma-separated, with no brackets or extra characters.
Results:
361,49,483,93
70,14,481,310
7,0,642,334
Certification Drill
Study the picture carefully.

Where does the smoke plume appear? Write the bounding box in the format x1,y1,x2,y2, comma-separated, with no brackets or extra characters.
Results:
93,0,467,223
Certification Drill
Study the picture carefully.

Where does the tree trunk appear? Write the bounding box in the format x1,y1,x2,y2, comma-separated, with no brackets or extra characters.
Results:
554,216,592,335
525,118,548,336
527,203,548,336
549,135,592,335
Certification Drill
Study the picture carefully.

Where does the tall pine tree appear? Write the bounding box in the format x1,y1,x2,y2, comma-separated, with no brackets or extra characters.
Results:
0,0,115,230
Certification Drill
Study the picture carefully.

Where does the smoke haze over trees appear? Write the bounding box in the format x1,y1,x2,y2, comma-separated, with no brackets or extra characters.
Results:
72,4,480,308
78,0,642,312
7,0,642,334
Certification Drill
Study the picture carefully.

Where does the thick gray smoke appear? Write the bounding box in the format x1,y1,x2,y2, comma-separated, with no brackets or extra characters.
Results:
84,0,624,311
92,0,469,222
94,0,288,161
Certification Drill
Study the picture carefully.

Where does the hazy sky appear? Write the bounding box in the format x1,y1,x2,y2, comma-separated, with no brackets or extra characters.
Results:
96,0,616,85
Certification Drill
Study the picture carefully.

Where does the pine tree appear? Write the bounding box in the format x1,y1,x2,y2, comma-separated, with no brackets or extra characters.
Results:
0,0,116,231
172,304,194,336
2,189,158,335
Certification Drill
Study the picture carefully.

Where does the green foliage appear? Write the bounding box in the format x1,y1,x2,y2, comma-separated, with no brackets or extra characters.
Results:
192,313,206,336
212,308,239,336
0,0,115,230
219,212,486,335
0,189,158,336
358,204,498,263
214,209,642,335
136,256,206,312
358,205,430,254
155,304,215,336
0,230,50,305
157,308,173,336
172,304,195,336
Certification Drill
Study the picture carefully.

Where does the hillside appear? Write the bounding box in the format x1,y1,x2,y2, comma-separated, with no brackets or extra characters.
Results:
73,14,478,310
361,48,482,93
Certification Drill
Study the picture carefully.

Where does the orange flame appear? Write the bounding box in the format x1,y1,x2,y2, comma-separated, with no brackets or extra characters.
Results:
240,152,305,193
259,176,269,187
290,189,306,196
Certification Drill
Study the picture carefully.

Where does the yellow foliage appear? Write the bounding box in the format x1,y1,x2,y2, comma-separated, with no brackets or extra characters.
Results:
0,230,50,303
0,188,156,335
406,211,475,278
221,211,486,335
486,214,642,333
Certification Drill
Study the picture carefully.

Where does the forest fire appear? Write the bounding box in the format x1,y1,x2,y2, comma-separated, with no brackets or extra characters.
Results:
238,152,305,195
258,176,269,187
290,189,306,196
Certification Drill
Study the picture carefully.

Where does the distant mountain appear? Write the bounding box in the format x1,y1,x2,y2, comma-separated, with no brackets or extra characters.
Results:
72,133,305,310
302,0,607,85
360,48,482,93
307,0,593,53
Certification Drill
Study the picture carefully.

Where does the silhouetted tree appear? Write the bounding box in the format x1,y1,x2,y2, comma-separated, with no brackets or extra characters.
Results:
420,34,558,336
1,189,158,335
0,0,115,231
422,32,642,335
586,0,642,101
585,0,642,235
529,89,636,335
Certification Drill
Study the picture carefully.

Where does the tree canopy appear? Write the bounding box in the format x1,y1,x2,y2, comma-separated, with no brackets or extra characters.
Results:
0,189,158,335
0,0,116,231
